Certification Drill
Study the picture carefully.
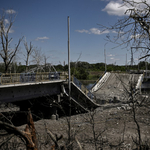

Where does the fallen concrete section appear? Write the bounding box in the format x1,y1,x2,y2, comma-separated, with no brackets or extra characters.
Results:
63,82,100,112
92,73,142,103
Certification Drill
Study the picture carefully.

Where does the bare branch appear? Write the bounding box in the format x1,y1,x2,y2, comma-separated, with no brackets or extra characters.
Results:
100,0,150,59
24,41,34,72
0,9,23,73
75,137,83,150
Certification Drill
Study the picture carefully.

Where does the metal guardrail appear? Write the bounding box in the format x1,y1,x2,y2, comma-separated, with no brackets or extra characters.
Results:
0,72,67,85
0,73,1,85
91,72,111,92
136,74,144,89
90,71,106,93
90,71,106,91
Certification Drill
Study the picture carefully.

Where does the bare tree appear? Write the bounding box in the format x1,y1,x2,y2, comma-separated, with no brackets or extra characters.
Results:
87,110,106,150
0,9,23,73
100,0,150,60
113,73,150,149
24,41,34,72
32,48,43,72
43,55,50,72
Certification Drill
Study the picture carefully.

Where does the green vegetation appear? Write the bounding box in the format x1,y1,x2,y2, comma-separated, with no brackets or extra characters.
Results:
0,61,149,80
55,61,149,80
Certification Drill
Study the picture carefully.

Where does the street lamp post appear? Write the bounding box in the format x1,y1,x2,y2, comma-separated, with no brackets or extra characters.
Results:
104,43,107,72
68,16,71,101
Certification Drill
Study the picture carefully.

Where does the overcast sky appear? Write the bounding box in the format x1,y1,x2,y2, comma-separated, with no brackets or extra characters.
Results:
1,0,144,66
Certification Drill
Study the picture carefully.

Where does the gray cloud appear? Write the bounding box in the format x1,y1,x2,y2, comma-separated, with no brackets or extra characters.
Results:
35,36,49,41
75,28,109,35
6,9,16,14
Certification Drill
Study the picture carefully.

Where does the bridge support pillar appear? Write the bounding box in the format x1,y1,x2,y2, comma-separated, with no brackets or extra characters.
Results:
49,95,60,120
49,106,59,120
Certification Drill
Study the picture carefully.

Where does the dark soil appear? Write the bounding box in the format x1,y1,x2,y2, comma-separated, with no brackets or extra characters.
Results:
2,103,149,150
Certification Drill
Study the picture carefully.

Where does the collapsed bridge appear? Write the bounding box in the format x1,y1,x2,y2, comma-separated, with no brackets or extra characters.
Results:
0,71,144,118
91,72,143,103
0,72,100,118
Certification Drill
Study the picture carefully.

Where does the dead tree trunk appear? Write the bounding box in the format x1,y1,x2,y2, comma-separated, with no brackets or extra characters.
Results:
0,109,38,150
25,109,38,150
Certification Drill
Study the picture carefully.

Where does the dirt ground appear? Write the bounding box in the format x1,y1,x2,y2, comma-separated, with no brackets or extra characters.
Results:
4,103,147,150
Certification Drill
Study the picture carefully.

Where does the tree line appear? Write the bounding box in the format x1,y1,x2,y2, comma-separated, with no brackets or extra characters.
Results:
0,60,149,80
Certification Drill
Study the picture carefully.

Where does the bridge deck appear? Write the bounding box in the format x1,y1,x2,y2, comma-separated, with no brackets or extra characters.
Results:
0,80,65,102
92,73,141,102
0,80,65,88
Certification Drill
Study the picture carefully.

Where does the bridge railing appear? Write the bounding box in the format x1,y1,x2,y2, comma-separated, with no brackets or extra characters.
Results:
0,72,67,85
90,71,106,91
91,72,111,92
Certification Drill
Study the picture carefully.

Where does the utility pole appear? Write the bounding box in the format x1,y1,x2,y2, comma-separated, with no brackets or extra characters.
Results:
68,16,71,105
131,47,134,66
68,16,72,146
138,56,139,71
126,53,128,72
104,43,107,72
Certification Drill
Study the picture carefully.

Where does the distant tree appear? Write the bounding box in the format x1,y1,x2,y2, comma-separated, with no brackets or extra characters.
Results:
94,63,105,71
138,61,144,70
64,64,68,71
0,63,5,72
70,62,76,68
76,61,89,69
32,48,43,72
0,9,23,73
75,68,89,80
43,55,50,72
17,65,26,73
55,64,64,71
